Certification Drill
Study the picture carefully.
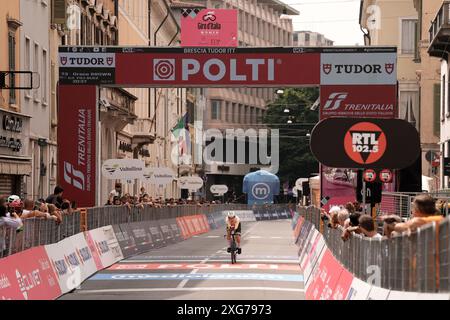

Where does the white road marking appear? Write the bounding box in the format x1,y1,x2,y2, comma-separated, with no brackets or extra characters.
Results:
207,236,220,238
76,287,305,294
125,259,299,264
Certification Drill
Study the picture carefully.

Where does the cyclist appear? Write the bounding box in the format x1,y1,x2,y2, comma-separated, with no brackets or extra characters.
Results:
226,211,242,254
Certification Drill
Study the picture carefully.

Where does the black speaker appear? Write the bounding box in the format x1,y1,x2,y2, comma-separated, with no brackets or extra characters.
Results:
398,154,422,193
356,170,382,204
302,181,310,197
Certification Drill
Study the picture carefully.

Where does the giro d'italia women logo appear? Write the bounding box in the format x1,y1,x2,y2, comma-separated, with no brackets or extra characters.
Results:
343,122,387,165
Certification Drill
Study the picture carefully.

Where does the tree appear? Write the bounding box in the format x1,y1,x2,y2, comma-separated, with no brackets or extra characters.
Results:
263,88,320,186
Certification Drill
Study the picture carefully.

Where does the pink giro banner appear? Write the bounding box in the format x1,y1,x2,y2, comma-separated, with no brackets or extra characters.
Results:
0,246,61,300
181,9,238,47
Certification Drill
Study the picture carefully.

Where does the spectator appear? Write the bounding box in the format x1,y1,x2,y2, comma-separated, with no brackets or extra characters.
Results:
0,204,22,229
139,187,146,198
1,201,22,255
353,201,363,213
345,202,356,214
47,204,62,224
112,196,122,206
384,194,443,238
109,182,122,199
342,214,375,241
46,186,64,209
344,211,362,228
61,200,73,215
337,209,349,227
329,206,341,229
21,199,54,220
358,215,382,239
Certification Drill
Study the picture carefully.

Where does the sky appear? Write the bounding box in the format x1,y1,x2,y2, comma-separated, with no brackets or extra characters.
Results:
282,0,364,46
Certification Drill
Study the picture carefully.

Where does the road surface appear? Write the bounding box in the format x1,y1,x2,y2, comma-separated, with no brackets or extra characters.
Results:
60,220,305,300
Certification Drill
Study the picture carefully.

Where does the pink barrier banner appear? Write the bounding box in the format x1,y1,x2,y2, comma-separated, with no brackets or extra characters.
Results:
181,9,238,47
305,249,343,300
331,268,354,300
0,246,61,300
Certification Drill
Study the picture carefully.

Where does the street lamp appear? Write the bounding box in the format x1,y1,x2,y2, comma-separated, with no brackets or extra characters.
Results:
287,119,293,124
284,108,290,113
276,89,284,95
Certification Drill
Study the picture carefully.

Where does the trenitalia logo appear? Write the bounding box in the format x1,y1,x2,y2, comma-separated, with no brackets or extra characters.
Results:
63,162,86,191
153,58,277,82
323,93,348,110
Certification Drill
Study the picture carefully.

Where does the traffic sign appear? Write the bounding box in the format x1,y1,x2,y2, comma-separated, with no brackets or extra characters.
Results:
379,169,393,183
363,169,377,183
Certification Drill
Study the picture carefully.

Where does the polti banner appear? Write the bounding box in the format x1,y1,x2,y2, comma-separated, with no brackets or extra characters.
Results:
0,246,61,300
59,46,396,87
181,9,238,47
58,85,97,208
59,47,321,87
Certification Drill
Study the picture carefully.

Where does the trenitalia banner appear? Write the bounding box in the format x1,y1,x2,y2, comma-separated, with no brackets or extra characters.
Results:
58,85,97,208
320,85,397,119
58,46,396,87
310,118,420,169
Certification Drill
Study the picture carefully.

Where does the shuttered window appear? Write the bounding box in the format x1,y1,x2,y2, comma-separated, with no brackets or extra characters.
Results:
434,83,441,136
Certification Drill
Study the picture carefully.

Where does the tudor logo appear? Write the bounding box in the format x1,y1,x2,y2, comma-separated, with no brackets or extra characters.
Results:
58,53,116,68
344,122,387,165
385,63,394,74
323,64,332,75
323,92,348,110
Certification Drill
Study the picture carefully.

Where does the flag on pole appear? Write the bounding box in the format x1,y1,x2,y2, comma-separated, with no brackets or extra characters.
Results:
171,113,190,157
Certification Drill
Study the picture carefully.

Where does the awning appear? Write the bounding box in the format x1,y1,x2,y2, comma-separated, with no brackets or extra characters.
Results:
0,159,32,175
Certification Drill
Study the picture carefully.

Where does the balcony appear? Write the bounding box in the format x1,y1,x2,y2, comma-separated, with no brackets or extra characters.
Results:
130,118,156,146
429,1,450,59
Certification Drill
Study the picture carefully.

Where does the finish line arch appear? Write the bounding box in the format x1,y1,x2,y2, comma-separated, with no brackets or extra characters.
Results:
58,46,398,207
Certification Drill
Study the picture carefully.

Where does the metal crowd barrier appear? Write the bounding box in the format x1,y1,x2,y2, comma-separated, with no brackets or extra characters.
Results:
380,191,450,219
1,203,292,259
299,207,450,293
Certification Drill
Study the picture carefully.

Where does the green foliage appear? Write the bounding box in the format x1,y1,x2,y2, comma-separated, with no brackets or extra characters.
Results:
263,88,320,185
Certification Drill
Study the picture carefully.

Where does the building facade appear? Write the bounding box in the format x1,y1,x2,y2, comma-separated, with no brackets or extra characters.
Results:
20,0,55,200
0,0,33,198
175,0,298,201
428,1,450,190
293,31,333,47
360,0,441,191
